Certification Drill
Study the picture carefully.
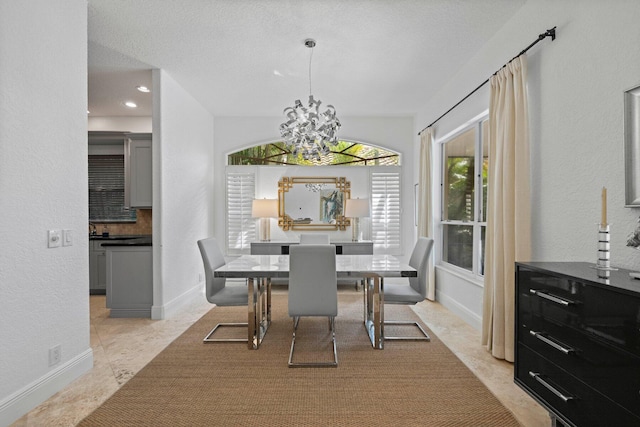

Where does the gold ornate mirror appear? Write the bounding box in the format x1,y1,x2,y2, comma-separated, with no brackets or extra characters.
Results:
278,177,351,230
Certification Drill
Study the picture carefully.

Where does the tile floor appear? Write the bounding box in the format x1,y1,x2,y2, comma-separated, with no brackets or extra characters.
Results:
11,290,549,427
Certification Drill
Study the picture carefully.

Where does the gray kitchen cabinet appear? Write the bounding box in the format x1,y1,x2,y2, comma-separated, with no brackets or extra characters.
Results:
105,245,153,318
89,240,107,295
125,133,152,208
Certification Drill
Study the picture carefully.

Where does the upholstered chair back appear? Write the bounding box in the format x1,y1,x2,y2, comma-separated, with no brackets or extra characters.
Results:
288,244,337,317
408,237,434,298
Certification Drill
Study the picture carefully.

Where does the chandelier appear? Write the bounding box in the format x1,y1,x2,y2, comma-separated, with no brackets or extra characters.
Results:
305,183,327,192
279,39,341,161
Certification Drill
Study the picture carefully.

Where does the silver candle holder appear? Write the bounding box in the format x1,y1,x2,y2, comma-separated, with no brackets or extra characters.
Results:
596,224,611,270
595,223,617,278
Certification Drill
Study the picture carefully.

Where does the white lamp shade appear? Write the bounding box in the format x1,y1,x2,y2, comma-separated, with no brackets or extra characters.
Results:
252,199,279,218
345,198,370,218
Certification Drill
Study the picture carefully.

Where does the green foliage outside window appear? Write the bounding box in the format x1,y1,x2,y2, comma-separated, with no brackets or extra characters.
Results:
441,120,489,275
445,156,475,222
228,141,399,166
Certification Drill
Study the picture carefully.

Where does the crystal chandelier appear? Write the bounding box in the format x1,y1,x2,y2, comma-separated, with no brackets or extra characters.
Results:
305,183,327,192
279,39,341,161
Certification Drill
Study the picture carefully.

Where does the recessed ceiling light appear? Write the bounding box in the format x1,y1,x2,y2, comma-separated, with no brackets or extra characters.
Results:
124,101,137,108
87,110,90,114
136,86,150,93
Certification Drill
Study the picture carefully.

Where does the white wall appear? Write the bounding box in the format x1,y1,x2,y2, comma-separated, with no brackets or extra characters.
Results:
0,1,92,425
152,70,215,319
213,116,415,258
416,0,640,327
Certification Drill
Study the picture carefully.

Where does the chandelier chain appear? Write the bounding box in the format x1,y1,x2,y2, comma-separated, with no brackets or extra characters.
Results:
308,45,313,96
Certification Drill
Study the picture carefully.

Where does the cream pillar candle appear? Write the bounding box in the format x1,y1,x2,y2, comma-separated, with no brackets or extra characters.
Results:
601,187,607,226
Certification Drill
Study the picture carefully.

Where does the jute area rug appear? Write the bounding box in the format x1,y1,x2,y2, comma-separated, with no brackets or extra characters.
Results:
79,292,519,426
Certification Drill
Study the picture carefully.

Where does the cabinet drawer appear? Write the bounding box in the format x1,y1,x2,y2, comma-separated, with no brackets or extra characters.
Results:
250,244,279,255
518,270,640,358
340,242,373,255
250,243,292,255
516,344,640,427
91,240,106,253
518,318,640,417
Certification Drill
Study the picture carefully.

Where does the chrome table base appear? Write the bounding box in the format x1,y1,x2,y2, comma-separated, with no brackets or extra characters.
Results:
247,277,271,349
363,275,384,349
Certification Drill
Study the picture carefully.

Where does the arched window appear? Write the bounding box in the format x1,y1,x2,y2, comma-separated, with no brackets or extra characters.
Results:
228,140,400,166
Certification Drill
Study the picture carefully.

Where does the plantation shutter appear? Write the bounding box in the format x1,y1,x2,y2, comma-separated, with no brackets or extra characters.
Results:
226,169,256,255
370,168,401,254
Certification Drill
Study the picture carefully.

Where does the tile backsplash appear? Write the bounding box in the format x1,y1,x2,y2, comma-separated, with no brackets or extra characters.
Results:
90,209,152,235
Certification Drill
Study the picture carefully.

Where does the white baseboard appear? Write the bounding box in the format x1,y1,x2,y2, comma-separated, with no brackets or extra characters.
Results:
151,282,203,320
436,290,482,331
0,348,93,427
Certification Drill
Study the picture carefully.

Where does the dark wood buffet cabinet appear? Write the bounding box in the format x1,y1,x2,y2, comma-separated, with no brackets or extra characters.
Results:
515,262,640,427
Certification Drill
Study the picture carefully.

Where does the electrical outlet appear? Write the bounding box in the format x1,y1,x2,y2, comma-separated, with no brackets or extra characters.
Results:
48,230,61,248
49,345,61,366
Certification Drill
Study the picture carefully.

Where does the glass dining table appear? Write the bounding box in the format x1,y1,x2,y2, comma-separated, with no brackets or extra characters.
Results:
213,254,417,350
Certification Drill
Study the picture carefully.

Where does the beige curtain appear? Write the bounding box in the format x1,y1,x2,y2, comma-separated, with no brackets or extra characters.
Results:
482,55,531,361
418,128,436,301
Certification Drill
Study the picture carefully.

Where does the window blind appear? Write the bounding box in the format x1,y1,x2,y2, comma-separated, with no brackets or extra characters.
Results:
88,155,136,222
226,170,256,255
370,169,401,254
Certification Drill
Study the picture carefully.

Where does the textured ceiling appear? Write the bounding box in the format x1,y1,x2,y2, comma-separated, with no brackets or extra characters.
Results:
87,0,526,118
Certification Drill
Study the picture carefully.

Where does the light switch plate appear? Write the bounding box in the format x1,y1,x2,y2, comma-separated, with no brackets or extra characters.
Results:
48,230,61,248
62,229,73,246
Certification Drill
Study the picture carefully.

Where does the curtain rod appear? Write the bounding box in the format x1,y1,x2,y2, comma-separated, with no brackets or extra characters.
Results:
418,26,556,136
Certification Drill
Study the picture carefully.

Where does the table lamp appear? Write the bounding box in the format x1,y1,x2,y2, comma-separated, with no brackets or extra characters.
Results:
252,199,279,241
345,198,370,242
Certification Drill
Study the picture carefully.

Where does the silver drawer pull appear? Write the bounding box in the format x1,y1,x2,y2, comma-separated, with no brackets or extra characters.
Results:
529,371,575,402
529,289,573,306
529,330,575,354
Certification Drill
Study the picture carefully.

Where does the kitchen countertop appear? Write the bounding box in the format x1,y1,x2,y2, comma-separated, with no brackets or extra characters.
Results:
90,235,152,246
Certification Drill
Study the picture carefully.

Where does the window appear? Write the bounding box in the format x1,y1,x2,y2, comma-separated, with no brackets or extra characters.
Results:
228,141,399,166
88,155,136,222
440,119,488,276
370,168,401,254
226,169,256,255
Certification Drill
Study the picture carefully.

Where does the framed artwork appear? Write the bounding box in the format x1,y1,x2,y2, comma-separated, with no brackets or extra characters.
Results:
625,83,640,206
319,189,344,224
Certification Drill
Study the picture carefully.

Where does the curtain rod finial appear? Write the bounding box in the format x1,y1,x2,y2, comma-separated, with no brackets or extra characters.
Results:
539,27,556,41
546,27,556,41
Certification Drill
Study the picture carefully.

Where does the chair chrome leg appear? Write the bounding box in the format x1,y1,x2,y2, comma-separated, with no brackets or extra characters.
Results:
203,322,249,343
288,316,338,368
288,316,300,365
383,320,431,341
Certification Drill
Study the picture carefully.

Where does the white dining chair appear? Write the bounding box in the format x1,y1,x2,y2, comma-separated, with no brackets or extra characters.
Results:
197,237,248,343
288,244,338,367
381,237,434,341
